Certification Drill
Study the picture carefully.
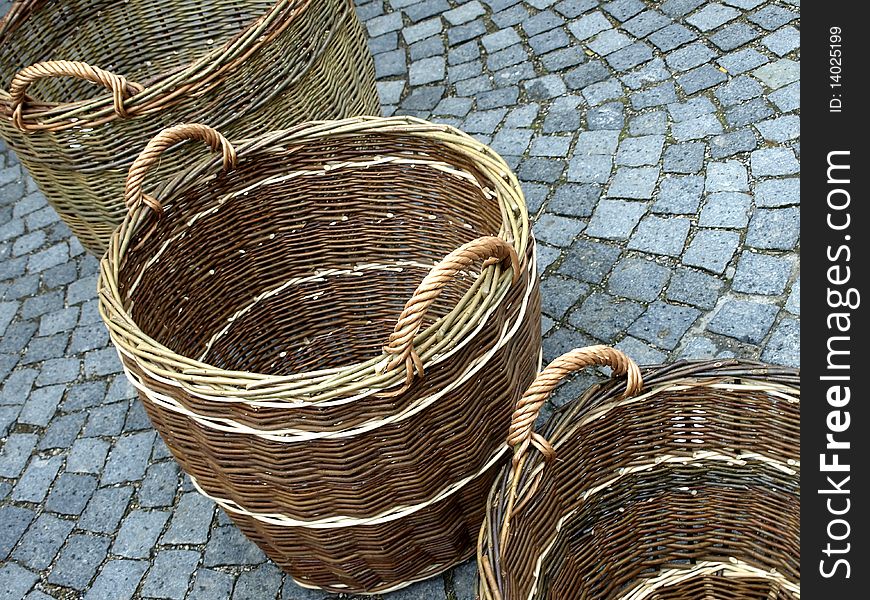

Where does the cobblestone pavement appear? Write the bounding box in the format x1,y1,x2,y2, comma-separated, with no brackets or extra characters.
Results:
0,1,799,598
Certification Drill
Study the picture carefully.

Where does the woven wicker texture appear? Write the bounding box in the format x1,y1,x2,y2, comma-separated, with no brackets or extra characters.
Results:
0,0,379,255
97,117,541,593
478,347,800,600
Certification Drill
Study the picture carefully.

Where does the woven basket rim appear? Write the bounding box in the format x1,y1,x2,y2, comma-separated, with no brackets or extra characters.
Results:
98,116,531,402
0,0,316,127
477,356,801,600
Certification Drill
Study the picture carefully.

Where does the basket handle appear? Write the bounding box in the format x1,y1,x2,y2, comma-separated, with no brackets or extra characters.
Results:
380,236,520,393
125,123,238,214
498,346,642,550
8,60,145,130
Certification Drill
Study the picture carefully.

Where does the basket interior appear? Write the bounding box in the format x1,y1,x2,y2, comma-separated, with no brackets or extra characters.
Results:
499,382,800,600
118,134,507,375
0,0,277,100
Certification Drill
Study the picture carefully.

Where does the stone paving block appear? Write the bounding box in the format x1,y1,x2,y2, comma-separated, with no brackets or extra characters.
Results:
709,22,760,51
715,75,763,106
565,61,612,90
493,62,536,87
191,568,236,600
685,2,740,31
667,267,725,309
648,23,697,51
718,48,768,74
661,0,707,18
761,316,799,367
12,455,63,502
708,299,778,343
434,97,472,119
138,461,181,508
671,114,723,142
79,485,133,534
587,102,624,130
0,433,37,478
699,192,752,228
67,437,112,474
615,336,668,364
523,9,565,37
608,257,671,302
663,142,705,174
113,510,170,559
519,158,566,183
683,229,740,273
568,11,612,40
586,199,648,239
629,301,701,350
587,29,634,55
706,160,749,193
17,384,61,426
733,252,794,295
754,115,800,143
523,183,550,215
761,25,799,57
557,239,622,283
616,135,665,166
123,400,152,432
524,74,568,100
45,472,98,515
666,42,717,72
725,97,774,128
83,400,129,438
607,167,659,199
622,10,671,37
567,155,612,184
543,326,599,363
542,47,586,71
709,129,758,159
204,526,267,566
630,82,679,110
581,78,624,105
748,5,798,30
233,563,285,600
752,58,799,89
366,12,402,38
0,321,36,355
141,549,201,600
536,243,562,274
770,81,799,112
37,305,78,336
548,184,600,217
505,103,539,128
12,512,74,569
628,215,691,257
677,64,727,95
568,292,644,342
755,178,799,207
83,559,148,600
0,563,39,600
408,56,445,86
745,207,800,250
677,336,720,359
487,45,526,71
629,111,668,136
603,0,646,21
556,0,598,18
530,136,573,158
620,58,672,90
540,276,589,319
102,430,156,484
535,214,586,246
653,175,704,214
0,505,34,560
493,3,529,27
48,533,111,590
447,40,479,65
751,147,800,177
482,27,521,53
162,492,215,545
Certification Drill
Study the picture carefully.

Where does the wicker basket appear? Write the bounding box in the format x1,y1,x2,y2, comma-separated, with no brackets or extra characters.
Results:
0,0,378,255
478,346,800,600
98,118,542,594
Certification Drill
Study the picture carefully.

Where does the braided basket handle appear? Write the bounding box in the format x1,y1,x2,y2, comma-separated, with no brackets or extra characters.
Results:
125,123,238,215
380,236,520,394
9,60,144,130
498,346,642,550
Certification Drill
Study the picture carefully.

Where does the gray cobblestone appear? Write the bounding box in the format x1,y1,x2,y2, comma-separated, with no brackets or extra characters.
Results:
607,167,659,199
13,512,74,569
616,135,665,166
733,252,794,295
79,486,133,534
666,42,717,72
557,240,622,283
604,0,646,21
648,23,697,51
769,81,799,112
671,113,723,141
12,455,63,503
708,298,778,343
752,58,799,89
717,47,768,74
748,5,797,30
113,510,170,559
548,184,600,217
204,525,267,566
622,10,671,37
725,97,774,128
620,57,672,89
699,192,752,227
0,563,39,600
0,505,34,560
653,175,704,214
67,437,111,474
629,301,701,350
587,29,634,56
540,277,588,318
706,160,749,192
615,336,668,365
709,129,758,159
409,36,443,60
84,559,148,600
530,136,573,158
530,28,571,55
567,156,612,184
745,207,800,250
683,229,740,273
523,10,565,37
667,267,724,309
524,74,568,100
162,492,215,545
542,47,586,71
142,549,201,599
568,11,612,40
587,102,624,130
751,147,800,177
709,22,760,51
608,257,671,301
581,78,624,105
233,563,284,600
754,115,800,142
48,533,110,590
519,158,565,183
663,142,705,173
685,3,740,30
190,568,236,600
17,384,61,426
569,292,644,341
761,317,799,367
755,178,799,207
39,412,88,449
629,111,668,135
628,215,691,257
447,41,479,65
715,75,763,106
83,400,129,437
586,198,648,238
492,4,528,28
0,433,37,482
138,461,180,508
45,472,98,515
565,61,611,90
677,64,727,95
668,97,716,123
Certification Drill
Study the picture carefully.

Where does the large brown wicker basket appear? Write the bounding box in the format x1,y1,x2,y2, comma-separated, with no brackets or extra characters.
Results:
478,346,800,600
0,0,378,255
98,118,542,594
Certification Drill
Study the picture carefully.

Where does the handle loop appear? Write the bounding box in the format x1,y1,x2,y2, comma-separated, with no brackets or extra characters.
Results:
499,346,642,550
381,236,520,394
9,60,144,130
124,123,237,215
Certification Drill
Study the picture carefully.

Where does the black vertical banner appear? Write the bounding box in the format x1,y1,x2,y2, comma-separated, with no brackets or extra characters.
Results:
803,3,868,597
